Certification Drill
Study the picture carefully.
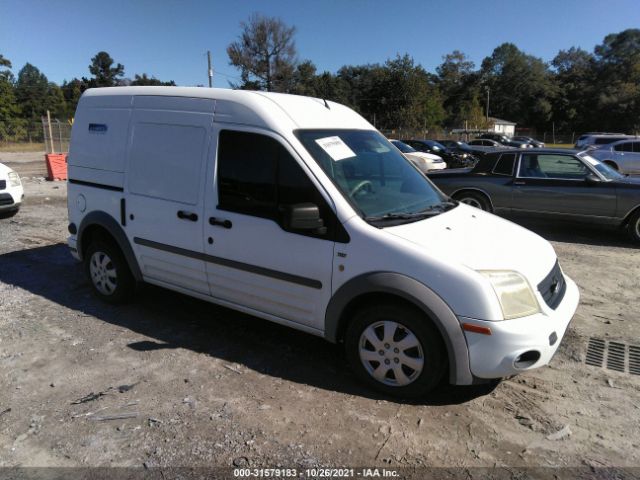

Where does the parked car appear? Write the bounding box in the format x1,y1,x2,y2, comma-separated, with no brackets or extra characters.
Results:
478,133,531,148
468,138,505,148
427,148,640,243
0,162,24,218
438,140,504,158
588,138,640,174
574,133,632,150
403,139,475,168
389,139,446,172
513,136,545,148
67,86,579,398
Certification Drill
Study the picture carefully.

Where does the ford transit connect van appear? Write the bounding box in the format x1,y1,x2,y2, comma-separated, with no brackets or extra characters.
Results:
67,87,579,397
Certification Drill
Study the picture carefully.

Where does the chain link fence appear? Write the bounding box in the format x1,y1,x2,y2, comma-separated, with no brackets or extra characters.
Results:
0,118,71,153
41,117,72,154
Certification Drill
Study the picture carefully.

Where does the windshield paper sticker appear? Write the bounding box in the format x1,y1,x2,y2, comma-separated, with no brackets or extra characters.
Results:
583,155,599,166
315,136,356,161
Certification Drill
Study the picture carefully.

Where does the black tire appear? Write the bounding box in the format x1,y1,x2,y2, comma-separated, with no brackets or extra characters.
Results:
84,239,135,304
345,304,447,398
0,208,19,219
453,191,491,211
627,210,640,244
603,160,619,171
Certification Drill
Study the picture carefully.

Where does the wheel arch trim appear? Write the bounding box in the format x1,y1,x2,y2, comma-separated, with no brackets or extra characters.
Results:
324,272,473,385
77,211,143,281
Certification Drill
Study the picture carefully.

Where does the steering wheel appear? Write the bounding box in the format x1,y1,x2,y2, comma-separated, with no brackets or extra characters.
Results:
349,180,374,197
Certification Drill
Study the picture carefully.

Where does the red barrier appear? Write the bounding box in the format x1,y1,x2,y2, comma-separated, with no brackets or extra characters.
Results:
45,153,68,181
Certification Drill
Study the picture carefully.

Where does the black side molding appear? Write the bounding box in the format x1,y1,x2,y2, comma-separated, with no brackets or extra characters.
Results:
68,179,124,192
120,199,126,226
133,237,322,290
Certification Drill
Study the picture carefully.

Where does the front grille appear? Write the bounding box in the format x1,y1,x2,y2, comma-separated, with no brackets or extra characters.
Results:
538,261,566,310
0,180,6,190
0,193,14,206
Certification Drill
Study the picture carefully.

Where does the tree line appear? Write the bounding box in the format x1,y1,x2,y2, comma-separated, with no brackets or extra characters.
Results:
228,16,640,136
1,15,639,142
0,51,174,141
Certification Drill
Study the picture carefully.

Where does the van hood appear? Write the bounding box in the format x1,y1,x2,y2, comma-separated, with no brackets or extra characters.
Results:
385,203,557,284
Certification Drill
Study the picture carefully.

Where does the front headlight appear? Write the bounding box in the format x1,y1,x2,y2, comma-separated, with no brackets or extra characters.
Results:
8,171,21,187
479,270,540,320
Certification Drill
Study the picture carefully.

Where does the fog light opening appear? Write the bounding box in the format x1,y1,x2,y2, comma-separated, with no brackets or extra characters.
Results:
514,350,541,369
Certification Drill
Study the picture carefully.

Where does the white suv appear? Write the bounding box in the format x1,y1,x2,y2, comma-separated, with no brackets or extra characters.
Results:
67,87,579,398
0,162,24,218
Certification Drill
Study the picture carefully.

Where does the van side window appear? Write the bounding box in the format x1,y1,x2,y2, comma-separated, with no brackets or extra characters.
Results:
217,131,278,218
217,130,346,242
129,123,206,205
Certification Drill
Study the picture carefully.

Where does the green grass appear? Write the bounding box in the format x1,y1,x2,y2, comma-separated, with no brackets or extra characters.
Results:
0,142,46,152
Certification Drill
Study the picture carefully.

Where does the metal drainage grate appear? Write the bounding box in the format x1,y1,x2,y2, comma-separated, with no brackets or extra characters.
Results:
585,338,605,367
585,337,640,376
630,346,640,376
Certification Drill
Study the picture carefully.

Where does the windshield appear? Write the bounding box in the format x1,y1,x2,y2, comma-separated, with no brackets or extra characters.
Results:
295,130,455,225
390,140,416,153
579,153,625,180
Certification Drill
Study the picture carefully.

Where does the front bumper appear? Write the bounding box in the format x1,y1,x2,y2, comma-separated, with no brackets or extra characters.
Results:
0,187,23,211
460,275,579,379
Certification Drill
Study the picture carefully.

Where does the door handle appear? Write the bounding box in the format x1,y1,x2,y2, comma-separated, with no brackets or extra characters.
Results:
513,180,526,185
209,217,233,229
177,210,198,222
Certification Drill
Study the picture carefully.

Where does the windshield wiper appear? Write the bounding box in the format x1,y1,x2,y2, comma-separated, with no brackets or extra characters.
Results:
365,200,459,225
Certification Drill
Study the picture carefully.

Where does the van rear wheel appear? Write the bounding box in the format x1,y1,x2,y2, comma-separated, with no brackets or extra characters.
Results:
345,304,446,398
84,239,134,304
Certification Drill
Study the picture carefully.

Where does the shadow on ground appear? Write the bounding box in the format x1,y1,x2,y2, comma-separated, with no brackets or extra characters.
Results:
0,243,500,405
506,217,636,248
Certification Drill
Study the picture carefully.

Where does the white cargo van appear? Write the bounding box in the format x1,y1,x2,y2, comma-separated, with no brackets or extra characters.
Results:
67,87,579,397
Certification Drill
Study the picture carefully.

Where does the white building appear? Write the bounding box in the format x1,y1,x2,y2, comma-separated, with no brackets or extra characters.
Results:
489,117,516,136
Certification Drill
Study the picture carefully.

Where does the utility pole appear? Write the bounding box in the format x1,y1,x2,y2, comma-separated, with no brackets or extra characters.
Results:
485,87,490,123
207,51,213,88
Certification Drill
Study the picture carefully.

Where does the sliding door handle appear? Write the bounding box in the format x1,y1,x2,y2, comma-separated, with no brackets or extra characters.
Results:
209,217,232,229
177,210,198,222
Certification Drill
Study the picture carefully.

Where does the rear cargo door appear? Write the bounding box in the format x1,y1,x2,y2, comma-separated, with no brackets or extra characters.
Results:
125,96,215,294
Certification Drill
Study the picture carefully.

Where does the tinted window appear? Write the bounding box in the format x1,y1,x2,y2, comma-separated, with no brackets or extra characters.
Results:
493,153,516,176
217,131,277,217
614,142,634,152
595,137,627,145
217,130,338,240
634,142,640,153
391,140,416,153
519,154,589,179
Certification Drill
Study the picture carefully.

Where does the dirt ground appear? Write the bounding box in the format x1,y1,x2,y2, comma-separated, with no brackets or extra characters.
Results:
1,152,639,476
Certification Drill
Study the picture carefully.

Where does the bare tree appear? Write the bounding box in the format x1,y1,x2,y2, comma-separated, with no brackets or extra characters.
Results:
227,14,297,92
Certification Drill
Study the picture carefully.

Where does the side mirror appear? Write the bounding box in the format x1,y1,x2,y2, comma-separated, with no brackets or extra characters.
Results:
585,173,601,184
284,203,327,234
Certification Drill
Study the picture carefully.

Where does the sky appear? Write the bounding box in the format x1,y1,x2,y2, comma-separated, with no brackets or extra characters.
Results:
2,0,640,88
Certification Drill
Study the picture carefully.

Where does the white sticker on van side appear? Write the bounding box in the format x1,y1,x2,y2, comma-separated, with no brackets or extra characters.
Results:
315,136,356,161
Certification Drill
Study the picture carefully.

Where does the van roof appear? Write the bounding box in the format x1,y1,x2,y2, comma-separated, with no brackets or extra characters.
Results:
80,86,372,131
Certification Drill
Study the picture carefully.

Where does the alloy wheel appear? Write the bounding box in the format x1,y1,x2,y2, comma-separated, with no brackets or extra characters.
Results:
358,320,424,387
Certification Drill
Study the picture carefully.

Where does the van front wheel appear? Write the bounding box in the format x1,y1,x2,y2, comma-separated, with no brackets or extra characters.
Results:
345,304,446,398
84,239,134,304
